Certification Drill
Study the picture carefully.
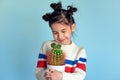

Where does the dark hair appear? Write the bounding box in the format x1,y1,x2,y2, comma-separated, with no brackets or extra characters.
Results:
42,2,77,27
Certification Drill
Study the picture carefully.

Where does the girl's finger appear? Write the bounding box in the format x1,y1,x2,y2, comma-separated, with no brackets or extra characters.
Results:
49,68,55,73
44,72,50,77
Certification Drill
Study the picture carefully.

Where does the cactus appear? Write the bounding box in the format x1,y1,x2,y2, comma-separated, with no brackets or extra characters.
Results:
48,43,64,65
51,43,62,54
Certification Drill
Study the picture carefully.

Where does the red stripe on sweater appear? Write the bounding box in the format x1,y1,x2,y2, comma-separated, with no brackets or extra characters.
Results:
76,63,86,72
37,60,47,68
65,66,75,73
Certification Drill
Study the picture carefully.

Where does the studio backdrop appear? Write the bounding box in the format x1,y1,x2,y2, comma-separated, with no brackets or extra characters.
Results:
0,0,120,80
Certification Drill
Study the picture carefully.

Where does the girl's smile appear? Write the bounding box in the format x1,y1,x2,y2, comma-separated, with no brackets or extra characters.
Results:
51,22,75,45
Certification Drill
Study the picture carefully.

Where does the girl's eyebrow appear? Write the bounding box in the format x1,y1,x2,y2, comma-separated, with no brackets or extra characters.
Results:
61,28,66,31
52,28,67,32
52,30,57,32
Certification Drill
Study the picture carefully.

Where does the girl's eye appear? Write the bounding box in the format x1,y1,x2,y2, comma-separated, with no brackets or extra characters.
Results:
53,32,58,35
62,30,66,33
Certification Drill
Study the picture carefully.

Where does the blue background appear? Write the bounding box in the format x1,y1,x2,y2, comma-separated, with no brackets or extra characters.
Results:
0,0,120,80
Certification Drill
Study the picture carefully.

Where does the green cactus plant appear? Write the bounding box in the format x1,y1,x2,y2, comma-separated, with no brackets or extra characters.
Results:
50,43,64,65
51,43,62,55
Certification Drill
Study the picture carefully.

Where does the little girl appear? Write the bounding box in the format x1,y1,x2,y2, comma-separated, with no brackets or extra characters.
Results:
35,2,87,80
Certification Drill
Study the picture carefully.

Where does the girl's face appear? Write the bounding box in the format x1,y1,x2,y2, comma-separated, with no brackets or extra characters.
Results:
51,23,75,45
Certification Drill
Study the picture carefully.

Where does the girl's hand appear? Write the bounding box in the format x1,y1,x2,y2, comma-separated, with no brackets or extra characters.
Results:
45,71,51,80
45,68,63,80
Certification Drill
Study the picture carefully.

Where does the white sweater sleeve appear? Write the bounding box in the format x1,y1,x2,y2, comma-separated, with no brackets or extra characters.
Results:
62,48,87,80
35,68,46,80
35,41,49,80
62,69,86,80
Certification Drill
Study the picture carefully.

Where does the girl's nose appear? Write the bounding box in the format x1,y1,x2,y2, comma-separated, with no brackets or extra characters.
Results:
58,33,63,40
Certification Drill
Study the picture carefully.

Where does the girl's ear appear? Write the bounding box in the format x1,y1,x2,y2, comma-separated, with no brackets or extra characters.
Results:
71,24,76,32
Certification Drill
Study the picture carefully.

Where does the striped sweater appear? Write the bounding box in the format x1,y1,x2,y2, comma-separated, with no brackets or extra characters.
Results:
35,40,87,80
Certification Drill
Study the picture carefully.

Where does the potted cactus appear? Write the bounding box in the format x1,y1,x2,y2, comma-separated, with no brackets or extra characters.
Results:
47,43,65,65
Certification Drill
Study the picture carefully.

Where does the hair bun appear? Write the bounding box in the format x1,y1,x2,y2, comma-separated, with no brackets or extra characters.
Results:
42,13,51,21
67,6,77,15
50,2,62,11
